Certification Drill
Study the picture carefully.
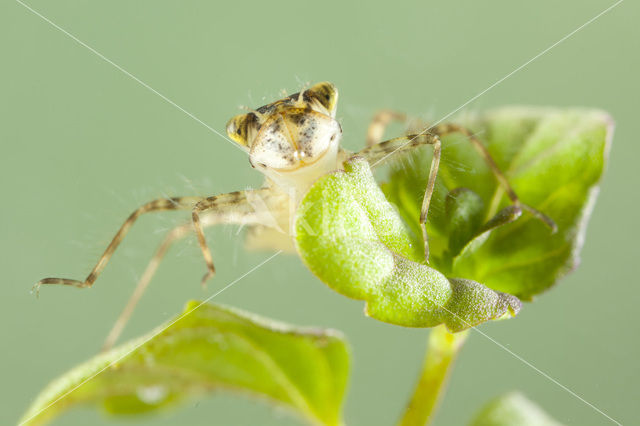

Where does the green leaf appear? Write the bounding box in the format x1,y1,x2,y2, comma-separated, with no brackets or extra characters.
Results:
383,107,613,299
295,157,521,332
20,302,349,426
470,392,564,426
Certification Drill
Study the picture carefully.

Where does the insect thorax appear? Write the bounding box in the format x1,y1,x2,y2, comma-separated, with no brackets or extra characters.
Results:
226,82,343,198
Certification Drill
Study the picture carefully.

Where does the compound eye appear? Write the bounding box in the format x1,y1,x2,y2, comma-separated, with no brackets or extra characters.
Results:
306,82,338,116
226,113,258,147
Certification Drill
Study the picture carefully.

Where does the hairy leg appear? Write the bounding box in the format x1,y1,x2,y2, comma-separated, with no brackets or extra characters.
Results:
35,196,203,293
430,123,556,231
366,109,407,147
104,187,279,350
356,126,556,263
192,189,282,286
102,220,194,351
357,133,441,262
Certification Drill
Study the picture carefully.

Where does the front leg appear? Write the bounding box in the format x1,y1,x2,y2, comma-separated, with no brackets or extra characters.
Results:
357,134,442,262
104,188,276,350
192,190,263,286
35,196,203,294
430,123,556,231
356,127,556,263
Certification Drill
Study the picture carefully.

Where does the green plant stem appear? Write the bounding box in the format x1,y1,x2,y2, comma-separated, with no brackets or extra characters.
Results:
398,325,469,426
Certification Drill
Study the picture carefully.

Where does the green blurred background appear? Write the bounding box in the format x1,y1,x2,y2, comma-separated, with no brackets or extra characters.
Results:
2,0,637,424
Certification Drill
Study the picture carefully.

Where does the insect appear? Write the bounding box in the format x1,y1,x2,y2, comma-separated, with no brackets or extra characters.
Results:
35,82,554,350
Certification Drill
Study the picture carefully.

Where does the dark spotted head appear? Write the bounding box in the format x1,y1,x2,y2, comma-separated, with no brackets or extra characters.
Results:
226,82,339,147
226,82,342,191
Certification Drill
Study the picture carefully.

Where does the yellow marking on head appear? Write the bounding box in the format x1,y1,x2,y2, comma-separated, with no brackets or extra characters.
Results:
226,112,258,147
226,82,339,148
305,82,339,117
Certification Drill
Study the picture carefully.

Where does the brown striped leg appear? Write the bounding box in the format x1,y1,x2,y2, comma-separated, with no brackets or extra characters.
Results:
357,134,442,262
366,110,407,147
103,188,276,350
34,196,204,295
101,220,194,351
192,190,275,287
431,123,556,231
